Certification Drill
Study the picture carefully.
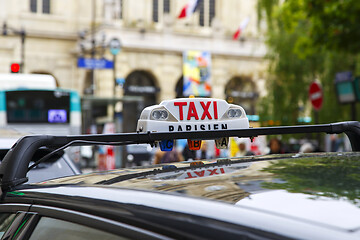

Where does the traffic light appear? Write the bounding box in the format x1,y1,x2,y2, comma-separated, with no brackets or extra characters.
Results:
10,63,20,73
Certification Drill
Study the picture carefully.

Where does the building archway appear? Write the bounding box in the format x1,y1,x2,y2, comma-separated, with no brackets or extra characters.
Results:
123,70,159,132
225,76,258,115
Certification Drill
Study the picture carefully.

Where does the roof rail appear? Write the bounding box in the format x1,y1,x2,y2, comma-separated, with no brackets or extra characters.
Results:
0,121,359,193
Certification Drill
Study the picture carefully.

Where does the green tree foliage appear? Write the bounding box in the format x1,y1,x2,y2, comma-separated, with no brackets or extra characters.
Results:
304,0,360,53
257,0,360,125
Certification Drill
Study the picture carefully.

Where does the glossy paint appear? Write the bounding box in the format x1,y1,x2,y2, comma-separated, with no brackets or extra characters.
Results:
3,152,360,239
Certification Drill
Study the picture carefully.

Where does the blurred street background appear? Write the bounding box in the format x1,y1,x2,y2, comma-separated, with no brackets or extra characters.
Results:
0,0,357,171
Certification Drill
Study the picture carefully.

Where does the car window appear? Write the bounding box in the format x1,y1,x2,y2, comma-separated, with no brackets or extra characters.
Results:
28,217,129,240
0,213,16,237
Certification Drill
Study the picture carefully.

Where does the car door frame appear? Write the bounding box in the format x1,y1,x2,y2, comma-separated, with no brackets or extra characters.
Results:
25,204,167,239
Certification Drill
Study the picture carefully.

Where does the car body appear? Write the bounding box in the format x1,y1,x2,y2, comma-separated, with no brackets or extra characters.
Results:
0,152,359,239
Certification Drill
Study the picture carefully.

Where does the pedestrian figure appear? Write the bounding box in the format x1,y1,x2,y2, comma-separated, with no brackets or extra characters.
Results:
269,138,286,154
236,138,254,157
154,149,184,164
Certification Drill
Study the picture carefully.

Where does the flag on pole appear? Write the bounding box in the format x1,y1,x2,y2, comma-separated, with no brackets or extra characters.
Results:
233,17,250,40
178,0,201,19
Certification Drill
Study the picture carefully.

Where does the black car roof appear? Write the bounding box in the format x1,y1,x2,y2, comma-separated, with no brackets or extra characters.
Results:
2,153,357,240
7,184,357,239
6,152,355,235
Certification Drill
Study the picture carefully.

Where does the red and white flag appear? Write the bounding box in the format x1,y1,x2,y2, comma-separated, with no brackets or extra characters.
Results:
233,17,250,40
178,0,201,19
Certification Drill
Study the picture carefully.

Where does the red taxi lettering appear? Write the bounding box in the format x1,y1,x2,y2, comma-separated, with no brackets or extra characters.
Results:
195,171,205,177
200,101,212,120
174,101,219,121
187,102,199,120
174,102,187,120
213,101,218,119
184,171,206,179
185,172,196,179
185,168,226,179
208,169,219,175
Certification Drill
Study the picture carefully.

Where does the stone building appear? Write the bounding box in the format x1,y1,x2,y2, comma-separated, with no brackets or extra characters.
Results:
0,0,267,132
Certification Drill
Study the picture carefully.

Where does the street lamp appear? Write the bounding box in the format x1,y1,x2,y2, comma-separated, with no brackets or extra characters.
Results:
2,22,26,73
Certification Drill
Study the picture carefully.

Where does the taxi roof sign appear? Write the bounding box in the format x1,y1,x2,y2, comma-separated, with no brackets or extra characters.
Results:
137,98,249,134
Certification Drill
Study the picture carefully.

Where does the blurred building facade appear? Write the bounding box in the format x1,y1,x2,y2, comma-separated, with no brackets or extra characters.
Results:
0,0,267,132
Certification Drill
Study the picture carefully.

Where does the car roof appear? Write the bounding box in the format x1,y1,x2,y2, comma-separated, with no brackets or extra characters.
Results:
16,152,359,236
13,183,359,240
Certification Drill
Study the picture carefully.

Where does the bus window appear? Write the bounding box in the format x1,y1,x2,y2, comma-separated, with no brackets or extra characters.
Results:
6,90,70,124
